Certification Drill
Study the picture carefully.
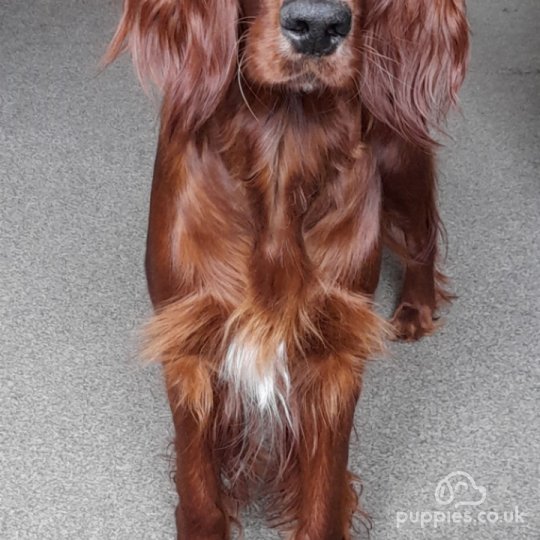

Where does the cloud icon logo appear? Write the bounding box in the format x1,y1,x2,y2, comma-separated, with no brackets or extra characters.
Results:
435,471,487,508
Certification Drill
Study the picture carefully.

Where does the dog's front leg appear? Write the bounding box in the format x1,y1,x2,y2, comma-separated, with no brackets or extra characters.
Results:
142,138,250,539
164,368,229,540
291,354,362,540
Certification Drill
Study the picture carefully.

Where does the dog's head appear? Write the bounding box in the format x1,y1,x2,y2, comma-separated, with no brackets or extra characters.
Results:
105,0,469,143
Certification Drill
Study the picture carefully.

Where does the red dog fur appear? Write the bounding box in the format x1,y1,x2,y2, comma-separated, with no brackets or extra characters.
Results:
105,0,469,537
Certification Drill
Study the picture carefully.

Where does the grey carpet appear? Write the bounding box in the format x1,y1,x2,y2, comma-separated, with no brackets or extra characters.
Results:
1,0,539,539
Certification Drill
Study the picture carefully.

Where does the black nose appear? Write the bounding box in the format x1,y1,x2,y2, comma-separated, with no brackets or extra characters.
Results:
280,0,352,57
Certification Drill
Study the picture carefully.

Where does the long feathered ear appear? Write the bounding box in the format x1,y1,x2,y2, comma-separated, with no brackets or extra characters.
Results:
103,0,238,137
361,0,470,147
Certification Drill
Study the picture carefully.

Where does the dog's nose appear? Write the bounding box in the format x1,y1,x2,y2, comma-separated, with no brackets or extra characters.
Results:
280,0,352,57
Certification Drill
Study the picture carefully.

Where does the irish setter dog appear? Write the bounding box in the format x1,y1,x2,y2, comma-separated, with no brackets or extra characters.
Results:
105,0,469,537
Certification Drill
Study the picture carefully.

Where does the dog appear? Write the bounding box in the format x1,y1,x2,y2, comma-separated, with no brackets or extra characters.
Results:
105,0,469,537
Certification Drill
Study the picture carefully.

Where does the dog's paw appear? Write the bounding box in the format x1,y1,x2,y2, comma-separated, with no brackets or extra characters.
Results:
390,302,439,341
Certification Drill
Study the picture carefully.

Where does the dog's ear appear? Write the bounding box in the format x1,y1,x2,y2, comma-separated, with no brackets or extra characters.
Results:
104,0,238,136
361,0,470,146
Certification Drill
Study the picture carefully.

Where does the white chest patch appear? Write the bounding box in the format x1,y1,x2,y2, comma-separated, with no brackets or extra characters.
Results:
221,339,292,428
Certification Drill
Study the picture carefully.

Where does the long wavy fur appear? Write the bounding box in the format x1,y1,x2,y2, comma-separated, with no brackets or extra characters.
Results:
104,0,469,535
